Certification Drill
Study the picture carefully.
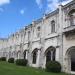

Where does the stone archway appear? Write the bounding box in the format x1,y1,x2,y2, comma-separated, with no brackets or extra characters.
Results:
31,48,41,67
45,46,56,64
32,48,38,64
65,46,75,73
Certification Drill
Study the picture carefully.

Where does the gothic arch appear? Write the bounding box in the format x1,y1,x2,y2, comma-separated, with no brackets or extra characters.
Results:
67,9,75,25
65,46,75,72
45,46,56,64
32,48,38,64
65,46,75,56
68,9,75,15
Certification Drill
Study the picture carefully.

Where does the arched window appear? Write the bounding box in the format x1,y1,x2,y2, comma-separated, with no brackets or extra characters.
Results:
70,14,74,25
32,49,38,64
37,26,41,37
51,20,55,33
68,9,75,26
46,46,56,63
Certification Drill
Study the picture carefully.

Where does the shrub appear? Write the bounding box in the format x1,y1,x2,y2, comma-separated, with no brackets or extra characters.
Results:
8,58,14,63
15,59,28,66
1,57,6,61
46,61,61,73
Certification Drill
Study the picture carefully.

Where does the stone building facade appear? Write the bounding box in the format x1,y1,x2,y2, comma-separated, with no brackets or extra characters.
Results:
0,0,75,74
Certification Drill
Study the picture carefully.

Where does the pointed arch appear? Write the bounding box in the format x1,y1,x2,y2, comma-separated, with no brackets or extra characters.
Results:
65,46,75,72
32,48,38,64
45,46,56,63
68,9,75,25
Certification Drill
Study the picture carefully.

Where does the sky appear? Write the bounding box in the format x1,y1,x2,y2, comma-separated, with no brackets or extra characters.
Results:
0,0,72,38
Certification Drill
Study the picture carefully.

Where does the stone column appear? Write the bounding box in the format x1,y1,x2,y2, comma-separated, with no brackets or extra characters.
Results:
56,48,59,61
58,4,64,71
51,51,53,61
68,55,71,74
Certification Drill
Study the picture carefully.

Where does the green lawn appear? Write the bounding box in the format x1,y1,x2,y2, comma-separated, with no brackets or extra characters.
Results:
0,61,68,75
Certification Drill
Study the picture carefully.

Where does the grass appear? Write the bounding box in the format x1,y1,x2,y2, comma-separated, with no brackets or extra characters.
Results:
0,61,68,75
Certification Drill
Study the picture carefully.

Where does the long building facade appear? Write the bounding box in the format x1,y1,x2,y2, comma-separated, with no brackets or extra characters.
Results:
0,0,75,74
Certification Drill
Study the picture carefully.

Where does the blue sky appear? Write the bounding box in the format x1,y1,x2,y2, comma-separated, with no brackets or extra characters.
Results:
0,0,72,38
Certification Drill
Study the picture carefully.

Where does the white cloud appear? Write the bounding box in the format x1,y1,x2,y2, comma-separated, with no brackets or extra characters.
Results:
20,9,25,15
61,0,72,5
46,0,58,13
0,0,11,5
36,0,43,9
45,0,72,14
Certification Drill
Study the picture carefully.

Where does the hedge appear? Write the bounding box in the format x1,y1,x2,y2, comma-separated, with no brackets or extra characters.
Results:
15,59,28,66
46,61,61,73
8,58,14,63
0,57,6,61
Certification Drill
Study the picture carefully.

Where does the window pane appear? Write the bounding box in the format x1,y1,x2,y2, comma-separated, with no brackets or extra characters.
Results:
51,20,55,33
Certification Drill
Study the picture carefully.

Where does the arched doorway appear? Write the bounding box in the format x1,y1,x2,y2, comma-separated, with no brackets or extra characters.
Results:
66,46,75,72
45,46,56,64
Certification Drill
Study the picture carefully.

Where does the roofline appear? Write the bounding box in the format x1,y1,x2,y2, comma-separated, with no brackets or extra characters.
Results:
63,0,75,9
